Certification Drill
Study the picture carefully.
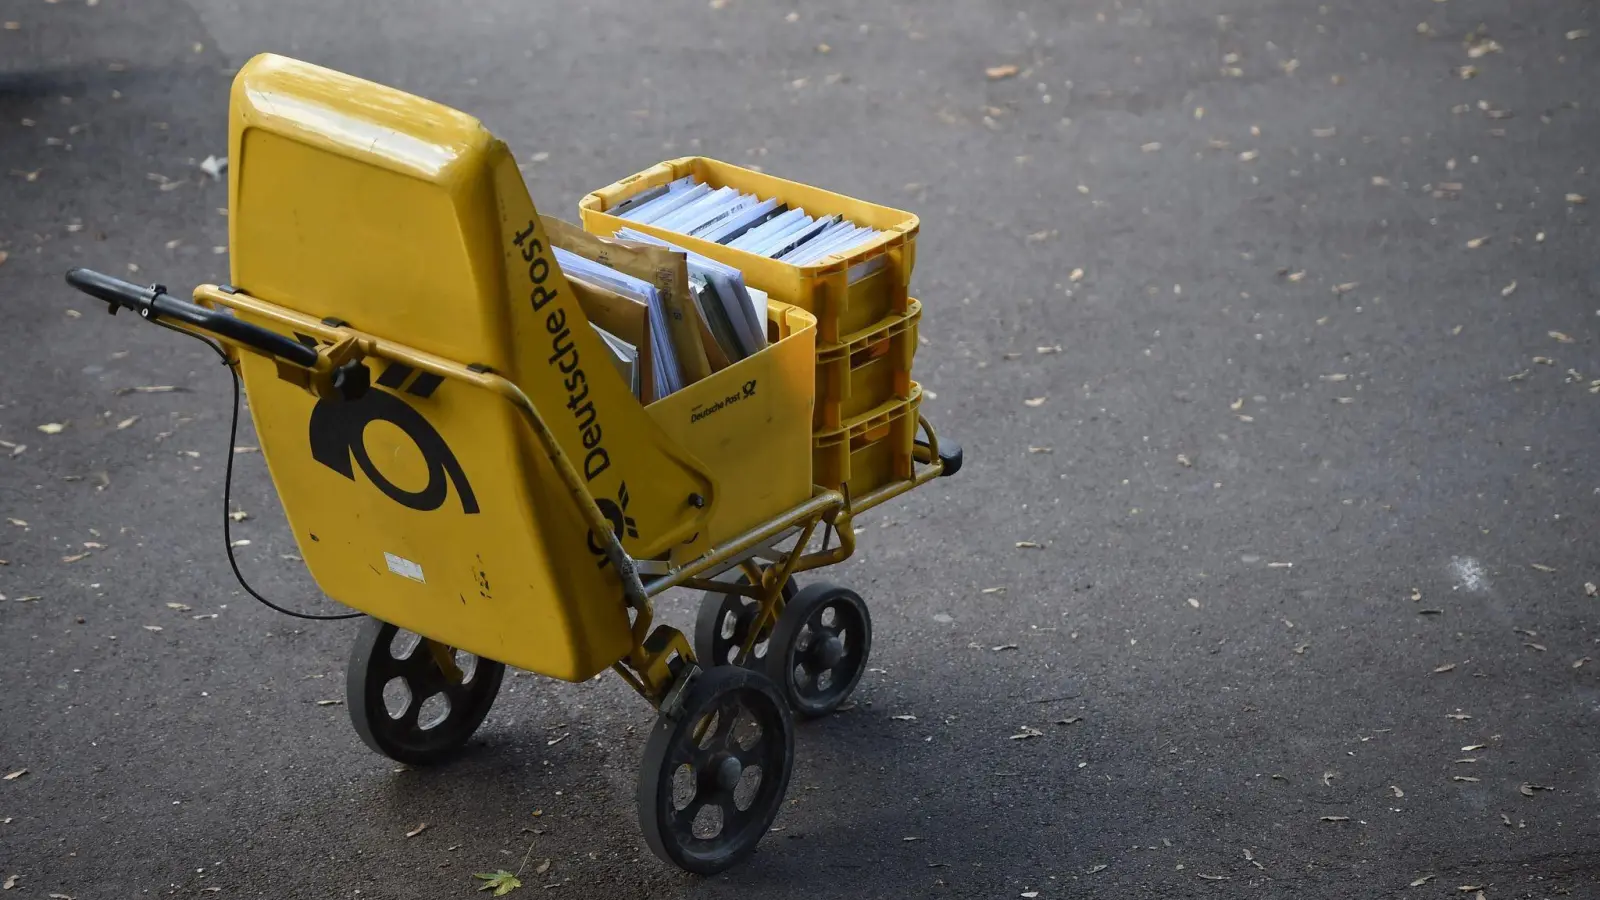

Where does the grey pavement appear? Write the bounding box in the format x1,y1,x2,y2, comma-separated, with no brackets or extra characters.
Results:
1,1,1597,898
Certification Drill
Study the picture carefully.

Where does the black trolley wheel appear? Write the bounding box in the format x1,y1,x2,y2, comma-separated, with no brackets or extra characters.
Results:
763,581,872,718
345,617,505,766
636,666,794,874
693,573,798,668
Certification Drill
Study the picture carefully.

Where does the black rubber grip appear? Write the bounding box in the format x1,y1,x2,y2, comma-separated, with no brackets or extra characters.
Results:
65,268,319,368
915,437,963,477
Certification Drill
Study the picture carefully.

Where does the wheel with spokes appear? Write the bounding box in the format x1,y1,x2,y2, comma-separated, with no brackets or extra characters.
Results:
636,666,794,874
694,574,798,669
345,617,505,766
763,581,871,718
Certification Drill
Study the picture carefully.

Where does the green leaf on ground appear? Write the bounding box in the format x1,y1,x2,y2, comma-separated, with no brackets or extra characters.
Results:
474,871,522,896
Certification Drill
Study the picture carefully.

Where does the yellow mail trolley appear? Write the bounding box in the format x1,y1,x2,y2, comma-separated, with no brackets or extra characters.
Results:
64,54,959,874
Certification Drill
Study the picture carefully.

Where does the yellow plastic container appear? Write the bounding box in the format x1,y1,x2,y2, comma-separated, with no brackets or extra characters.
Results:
579,157,918,345
648,301,817,563
812,384,923,499
814,299,919,431
221,54,822,683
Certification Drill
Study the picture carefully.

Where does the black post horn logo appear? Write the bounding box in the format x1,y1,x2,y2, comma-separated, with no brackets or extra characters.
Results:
586,482,638,567
307,361,478,514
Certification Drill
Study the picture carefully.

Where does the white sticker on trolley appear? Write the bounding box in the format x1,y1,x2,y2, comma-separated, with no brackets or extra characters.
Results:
384,552,426,583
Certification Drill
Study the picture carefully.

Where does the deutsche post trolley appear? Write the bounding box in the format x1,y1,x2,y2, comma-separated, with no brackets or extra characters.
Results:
65,54,960,874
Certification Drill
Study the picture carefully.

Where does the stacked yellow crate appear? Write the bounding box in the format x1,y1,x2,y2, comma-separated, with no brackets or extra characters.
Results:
581,157,923,501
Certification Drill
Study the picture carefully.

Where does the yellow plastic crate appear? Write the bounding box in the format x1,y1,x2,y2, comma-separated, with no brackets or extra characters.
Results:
579,157,918,345
814,299,920,431
812,384,923,499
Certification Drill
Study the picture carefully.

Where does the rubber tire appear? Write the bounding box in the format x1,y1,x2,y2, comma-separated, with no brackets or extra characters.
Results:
693,574,798,669
763,581,872,718
636,666,794,875
345,617,505,766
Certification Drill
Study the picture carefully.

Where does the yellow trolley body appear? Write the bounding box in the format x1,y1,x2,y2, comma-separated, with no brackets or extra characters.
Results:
225,55,819,682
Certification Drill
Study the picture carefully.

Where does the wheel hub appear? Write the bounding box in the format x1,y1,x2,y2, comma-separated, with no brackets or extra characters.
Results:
729,607,758,641
710,753,744,793
811,631,844,669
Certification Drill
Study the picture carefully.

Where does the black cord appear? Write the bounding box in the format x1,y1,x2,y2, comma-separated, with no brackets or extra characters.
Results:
164,322,362,621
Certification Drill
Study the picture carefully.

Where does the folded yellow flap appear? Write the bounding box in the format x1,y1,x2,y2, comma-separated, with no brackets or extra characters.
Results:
542,216,713,384
222,54,719,681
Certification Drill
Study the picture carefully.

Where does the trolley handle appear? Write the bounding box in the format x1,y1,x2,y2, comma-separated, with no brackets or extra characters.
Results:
65,267,319,369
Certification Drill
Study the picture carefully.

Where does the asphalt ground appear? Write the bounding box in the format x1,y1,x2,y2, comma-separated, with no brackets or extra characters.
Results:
1,1,1597,897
